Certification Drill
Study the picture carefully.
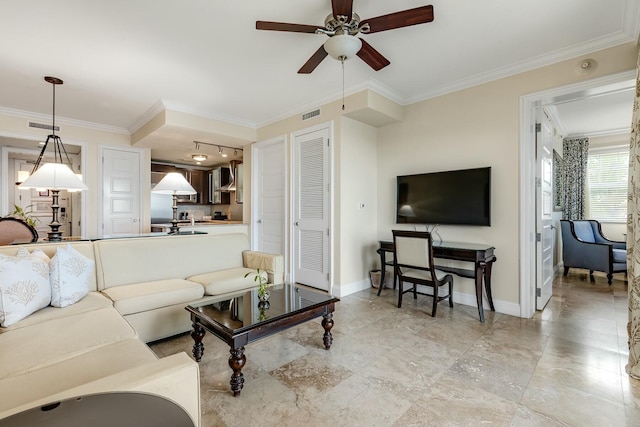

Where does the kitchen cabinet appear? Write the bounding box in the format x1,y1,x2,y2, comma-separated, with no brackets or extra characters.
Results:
151,162,209,204
235,162,243,204
209,167,230,204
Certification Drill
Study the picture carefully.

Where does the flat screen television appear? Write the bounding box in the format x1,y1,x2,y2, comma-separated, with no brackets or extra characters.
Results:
396,167,491,226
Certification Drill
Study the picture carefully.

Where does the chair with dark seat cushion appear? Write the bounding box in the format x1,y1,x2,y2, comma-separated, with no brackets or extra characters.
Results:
393,229,454,317
560,219,626,285
0,217,38,246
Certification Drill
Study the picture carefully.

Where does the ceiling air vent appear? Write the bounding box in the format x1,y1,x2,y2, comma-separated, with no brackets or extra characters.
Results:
29,121,59,131
302,109,320,121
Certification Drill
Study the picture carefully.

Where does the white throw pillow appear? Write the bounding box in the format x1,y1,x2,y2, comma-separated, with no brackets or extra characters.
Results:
0,252,51,327
50,244,94,308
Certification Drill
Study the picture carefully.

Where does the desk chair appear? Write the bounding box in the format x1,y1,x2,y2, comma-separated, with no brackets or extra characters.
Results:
393,230,454,317
0,217,38,246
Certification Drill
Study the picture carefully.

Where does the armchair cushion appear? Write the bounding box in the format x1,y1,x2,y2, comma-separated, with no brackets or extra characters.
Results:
613,248,626,263
572,221,595,242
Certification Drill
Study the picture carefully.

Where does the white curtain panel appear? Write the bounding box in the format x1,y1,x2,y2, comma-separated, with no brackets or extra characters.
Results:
626,50,640,379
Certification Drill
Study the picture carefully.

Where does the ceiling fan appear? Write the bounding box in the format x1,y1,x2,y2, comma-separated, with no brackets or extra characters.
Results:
256,1,434,74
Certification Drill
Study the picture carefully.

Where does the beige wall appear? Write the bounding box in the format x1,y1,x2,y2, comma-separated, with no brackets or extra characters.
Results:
338,117,378,286
377,42,638,308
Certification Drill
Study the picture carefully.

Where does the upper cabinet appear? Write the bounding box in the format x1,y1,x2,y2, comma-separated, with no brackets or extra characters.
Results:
235,162,243,204
209,167,230,204
151,162,209,204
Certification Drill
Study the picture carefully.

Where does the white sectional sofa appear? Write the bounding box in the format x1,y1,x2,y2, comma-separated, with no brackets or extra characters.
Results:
0,233,284,425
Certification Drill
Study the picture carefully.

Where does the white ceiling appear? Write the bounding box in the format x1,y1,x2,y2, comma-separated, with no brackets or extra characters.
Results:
1,0,639,157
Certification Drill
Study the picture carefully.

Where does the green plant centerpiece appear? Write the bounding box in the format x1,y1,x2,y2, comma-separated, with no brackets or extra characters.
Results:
244,268,271,302
4,204,39,228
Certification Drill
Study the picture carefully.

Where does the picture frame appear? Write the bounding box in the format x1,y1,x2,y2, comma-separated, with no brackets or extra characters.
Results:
553,149,563,211
38,190,50,197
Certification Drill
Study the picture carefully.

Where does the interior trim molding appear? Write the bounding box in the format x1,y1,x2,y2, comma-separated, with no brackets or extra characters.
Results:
0,106,129,135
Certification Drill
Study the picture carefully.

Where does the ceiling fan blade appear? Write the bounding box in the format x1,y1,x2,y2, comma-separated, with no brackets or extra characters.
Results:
362,5,434,34
256,21,320,34
356,39,390,71
332,0,354,22
298,45,329,74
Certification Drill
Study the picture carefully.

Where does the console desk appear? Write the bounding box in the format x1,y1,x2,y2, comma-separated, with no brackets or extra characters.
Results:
377,240,497,322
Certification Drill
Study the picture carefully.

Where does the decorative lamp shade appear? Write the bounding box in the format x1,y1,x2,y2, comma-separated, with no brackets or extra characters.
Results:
324,34,362,60
19,163,88,191
152,172,196,195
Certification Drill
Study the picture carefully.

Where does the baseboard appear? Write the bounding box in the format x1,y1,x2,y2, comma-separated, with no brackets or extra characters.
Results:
333,279,522,317
451,290,521,318
332,279,371,298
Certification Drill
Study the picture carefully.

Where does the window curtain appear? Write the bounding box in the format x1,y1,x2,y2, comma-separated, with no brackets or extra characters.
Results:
562,137,589,220
626,50,640,379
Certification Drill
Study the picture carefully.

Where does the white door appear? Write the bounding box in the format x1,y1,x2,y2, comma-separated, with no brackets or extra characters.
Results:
102,148,141,237
252,138,287,256
536,111,554,309
293,125,330,290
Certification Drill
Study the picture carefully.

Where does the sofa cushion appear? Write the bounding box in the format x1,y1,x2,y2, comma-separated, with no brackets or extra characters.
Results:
188,267,261,295
102,279,205,316
50,244,94,308
94,233,250,290
0,306,137,379
0,252,51,327
0,338,158,417
0,291,112,333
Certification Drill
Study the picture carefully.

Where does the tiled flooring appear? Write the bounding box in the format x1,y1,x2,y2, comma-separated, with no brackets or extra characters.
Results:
150,271,640,426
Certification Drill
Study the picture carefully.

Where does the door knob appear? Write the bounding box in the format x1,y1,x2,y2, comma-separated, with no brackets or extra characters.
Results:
257,219,263,223
295,221,299,226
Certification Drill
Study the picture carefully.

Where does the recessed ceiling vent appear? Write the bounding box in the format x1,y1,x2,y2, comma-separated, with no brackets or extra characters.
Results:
302,109,320,121
29,121,59,131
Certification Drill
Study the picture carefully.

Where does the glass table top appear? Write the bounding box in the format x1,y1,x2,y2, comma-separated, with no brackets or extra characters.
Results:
188,283,339,334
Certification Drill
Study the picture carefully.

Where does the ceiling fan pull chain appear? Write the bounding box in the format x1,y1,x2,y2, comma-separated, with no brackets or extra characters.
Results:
341,60,345,110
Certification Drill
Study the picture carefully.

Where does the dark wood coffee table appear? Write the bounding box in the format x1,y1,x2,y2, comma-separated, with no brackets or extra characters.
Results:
185,283,339,396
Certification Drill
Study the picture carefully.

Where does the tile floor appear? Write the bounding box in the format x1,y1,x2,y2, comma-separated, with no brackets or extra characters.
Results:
150,271,640,426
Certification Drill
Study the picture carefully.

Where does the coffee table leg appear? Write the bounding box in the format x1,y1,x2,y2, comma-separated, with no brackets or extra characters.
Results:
322,312,334,349
191,322,206,362
229,346,246,396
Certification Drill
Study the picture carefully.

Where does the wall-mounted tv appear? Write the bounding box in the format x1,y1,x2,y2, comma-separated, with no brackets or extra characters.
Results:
396,167,491,226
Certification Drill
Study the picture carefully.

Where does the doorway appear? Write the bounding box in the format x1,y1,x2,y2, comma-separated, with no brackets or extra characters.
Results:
520,70,635,317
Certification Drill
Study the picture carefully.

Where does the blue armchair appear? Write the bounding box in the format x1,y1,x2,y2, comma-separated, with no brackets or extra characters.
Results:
560,220,626,285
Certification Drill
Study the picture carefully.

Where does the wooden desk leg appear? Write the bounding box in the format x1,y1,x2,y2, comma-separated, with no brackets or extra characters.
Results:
229,346,246,397
377,248,386,297
484,259,496,312
475,262,486,323
190,322,205,362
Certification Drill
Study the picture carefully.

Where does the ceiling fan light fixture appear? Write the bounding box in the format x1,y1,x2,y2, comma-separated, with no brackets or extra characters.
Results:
192,153,208,162
324,34,362,61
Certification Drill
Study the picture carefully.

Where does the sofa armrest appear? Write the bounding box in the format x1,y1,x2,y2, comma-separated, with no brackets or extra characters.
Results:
0,353,201,427
242,251,284,284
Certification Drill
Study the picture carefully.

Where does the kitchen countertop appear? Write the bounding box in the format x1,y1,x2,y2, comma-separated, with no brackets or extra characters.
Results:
151,220,244,227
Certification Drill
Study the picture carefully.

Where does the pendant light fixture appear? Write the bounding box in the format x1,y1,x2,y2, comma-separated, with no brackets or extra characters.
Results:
19,76,88,241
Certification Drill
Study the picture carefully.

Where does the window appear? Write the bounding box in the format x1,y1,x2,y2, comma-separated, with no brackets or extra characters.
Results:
587,147,629,223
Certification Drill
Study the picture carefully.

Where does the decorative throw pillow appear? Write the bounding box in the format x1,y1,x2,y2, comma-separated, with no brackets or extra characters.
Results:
0,253,51,327
16,247,50,264
49,244,94,308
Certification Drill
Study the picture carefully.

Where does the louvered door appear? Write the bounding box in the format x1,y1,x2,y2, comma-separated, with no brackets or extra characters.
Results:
293,125,330,290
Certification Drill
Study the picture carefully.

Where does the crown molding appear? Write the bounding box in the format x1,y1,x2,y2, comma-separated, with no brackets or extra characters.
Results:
567,127,631,138
128,99,166,134
0,106,129,135
404,32,637,106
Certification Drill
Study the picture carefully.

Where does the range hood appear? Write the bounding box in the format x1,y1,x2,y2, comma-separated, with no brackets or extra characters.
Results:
219,161,237,192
